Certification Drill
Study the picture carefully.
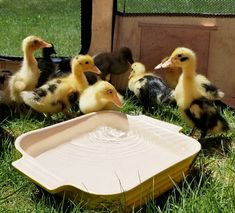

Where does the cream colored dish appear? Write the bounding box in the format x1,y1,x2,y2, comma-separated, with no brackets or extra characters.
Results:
12,111,201,210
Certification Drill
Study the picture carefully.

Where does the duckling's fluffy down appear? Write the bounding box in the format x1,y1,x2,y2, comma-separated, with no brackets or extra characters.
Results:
155,47,229,137
131,74,174,104
128,62,174,110
79,81,123,114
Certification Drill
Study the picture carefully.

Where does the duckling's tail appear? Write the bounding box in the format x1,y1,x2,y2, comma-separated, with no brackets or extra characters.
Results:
20,91,42,109
201,83,224,100
217,90,225,99
160,89,175,104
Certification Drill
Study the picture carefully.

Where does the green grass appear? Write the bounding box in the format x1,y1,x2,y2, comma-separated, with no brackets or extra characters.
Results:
0,0,235,212
0,0,81,57
0,98,235,212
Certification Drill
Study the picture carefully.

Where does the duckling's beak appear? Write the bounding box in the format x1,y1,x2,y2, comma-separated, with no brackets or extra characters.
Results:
128,72,133,79
112,93,123,108
89,66,102,75
40,41,52,48
154,58,172,69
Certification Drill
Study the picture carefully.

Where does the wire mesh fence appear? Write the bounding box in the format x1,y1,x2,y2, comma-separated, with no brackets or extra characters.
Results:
117,0,235,15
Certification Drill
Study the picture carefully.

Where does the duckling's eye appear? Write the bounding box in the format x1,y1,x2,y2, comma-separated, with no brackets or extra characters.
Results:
180,57,189,62
177,54,182,57
33,40,39,44
85,61,89,64
107,89,113,94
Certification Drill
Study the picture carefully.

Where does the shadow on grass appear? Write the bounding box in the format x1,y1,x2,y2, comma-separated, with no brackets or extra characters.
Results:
31,186,81,213
135,165,213,212
200,135,233,157
31,185,117,213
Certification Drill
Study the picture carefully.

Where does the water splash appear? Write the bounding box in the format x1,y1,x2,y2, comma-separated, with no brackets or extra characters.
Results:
88,126,128,143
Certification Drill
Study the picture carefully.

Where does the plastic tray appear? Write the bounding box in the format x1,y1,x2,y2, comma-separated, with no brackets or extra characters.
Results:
12,111,201,210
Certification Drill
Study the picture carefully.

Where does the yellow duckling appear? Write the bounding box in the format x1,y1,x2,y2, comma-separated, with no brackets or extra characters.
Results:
21,55,101,116
8,36,52,103
155,47,229,138
79,81,123,114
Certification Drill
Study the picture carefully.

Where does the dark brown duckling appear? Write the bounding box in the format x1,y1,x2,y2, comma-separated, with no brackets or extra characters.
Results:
53,47,134,83
37,43,56,87
94,46,134,80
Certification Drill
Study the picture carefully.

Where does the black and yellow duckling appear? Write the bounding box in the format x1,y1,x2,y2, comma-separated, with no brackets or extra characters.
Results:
37,43,56,87
79,80,123,114
51,57,98,85
156,56,224,100
21,55,101,116
155,47,229,138
128,62,174,111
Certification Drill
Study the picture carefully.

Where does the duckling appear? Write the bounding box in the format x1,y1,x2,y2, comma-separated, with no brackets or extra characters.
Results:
37,43,56,87
156,57,224,100
79,80,123,114
94,46,134,81
21,55,101,116
128,62,174,111
8,35,52,104
154,47,229,138
51,57,98,85
54,47,134,83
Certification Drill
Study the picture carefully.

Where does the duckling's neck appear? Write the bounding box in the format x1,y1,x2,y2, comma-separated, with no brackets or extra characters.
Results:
177,62,198,108
73,72,89,91
182,62,196,80
23,48,37,70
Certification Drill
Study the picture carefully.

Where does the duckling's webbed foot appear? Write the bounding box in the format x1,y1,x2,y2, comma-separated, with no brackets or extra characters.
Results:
188,127,197,137
200,131,207,139
63,109,76,118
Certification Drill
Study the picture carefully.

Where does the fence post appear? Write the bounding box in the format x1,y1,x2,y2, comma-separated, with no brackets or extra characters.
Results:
88,0,114,55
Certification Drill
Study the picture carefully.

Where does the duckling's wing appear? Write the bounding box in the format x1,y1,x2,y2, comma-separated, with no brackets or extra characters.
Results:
184,98,229,133
196,75,224,100
138,75,174,105
200,83,224,100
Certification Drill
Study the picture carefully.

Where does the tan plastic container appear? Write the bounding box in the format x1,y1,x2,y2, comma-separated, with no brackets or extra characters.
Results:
12,111,201,210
